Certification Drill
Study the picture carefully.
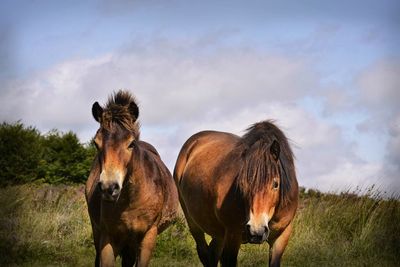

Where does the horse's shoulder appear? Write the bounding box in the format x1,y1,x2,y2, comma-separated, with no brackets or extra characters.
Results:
137,140,160,157
137,140,171,175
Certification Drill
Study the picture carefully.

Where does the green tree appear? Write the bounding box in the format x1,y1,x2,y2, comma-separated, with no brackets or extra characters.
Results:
0,121,44,186
39,130,95,184
0,121,96,185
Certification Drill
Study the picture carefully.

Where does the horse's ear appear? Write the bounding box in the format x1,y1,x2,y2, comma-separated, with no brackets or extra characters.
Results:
270,140,280,161
129,101,139,121
92,102,103,123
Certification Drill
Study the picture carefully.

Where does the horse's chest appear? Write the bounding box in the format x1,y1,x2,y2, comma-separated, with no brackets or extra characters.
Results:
101,205,158,238
123,210,155,231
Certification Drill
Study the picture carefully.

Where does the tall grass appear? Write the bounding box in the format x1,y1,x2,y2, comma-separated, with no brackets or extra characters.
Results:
283,189,400,266
0,184,94,266
0,184,398,266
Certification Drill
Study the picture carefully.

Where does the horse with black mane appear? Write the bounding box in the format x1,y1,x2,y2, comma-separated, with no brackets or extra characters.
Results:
174,120,298,267
85,90,178,267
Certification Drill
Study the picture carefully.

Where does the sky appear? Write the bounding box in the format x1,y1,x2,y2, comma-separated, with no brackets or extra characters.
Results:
1,0,399,194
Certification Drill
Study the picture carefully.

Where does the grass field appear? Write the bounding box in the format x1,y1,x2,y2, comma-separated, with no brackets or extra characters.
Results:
0,183,399,266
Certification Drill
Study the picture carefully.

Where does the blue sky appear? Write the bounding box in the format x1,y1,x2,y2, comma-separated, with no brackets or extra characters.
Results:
1,0,399,194
4,1,398,76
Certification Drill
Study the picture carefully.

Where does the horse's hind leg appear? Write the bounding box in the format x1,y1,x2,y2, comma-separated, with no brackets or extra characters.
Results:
179,196,211,266
208,237,224,267
188,226,224,267
220,233,240,267
188,226,211,266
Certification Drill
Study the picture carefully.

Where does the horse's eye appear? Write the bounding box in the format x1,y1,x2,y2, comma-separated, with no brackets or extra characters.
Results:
128,140,135,149
273,180,279,189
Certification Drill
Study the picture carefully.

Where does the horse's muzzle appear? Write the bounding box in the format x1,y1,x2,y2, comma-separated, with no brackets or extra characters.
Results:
99,181,121,202
248,234,266,244
245,224,269,244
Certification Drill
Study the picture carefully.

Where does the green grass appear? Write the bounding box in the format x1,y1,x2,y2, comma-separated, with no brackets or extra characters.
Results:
0,184,399,266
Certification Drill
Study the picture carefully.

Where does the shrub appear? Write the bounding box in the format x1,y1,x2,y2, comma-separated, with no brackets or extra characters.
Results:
0,121,43,186
0,121,96,186
38,130,96,184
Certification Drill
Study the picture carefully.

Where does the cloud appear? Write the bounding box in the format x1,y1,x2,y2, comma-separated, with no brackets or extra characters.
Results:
384,116,400,186
321,58,400,193
316,161,382,192
358,59,400,111
354,60,400,193
0,55,112,135
0,36,394,193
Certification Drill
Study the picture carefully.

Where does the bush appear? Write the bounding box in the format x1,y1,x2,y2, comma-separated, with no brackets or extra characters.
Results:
39,130,96,184
0,121,43,186
0,121,96,186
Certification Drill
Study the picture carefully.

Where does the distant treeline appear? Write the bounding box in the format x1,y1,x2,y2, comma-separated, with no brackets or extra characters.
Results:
0,121,96,186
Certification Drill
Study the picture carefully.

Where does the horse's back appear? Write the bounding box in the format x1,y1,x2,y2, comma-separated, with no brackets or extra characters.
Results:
138,140,160,157
174,130,239,184
174,130,240,237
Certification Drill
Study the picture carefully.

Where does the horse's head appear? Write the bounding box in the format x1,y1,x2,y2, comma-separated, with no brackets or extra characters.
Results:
92,91,140,202
241,139,281,244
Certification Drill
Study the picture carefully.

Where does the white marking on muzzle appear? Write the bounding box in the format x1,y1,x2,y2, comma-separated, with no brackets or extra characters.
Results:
247,211,270,235
99,169,124,190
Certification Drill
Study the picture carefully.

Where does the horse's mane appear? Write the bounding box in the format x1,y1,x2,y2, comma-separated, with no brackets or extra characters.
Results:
237,120,296,207
101,90,140,139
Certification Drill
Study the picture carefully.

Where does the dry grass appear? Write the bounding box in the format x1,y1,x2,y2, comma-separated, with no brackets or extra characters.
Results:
0,184,94,266
0,184,399,266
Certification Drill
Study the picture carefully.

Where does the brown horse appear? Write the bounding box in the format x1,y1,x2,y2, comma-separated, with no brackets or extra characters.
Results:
85,91,178,267
174,120,298,267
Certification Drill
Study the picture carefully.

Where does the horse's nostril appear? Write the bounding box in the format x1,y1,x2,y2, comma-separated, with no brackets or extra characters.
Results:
246,224,251,231
114,183,120,191
107,183,120,196
264,226,270,237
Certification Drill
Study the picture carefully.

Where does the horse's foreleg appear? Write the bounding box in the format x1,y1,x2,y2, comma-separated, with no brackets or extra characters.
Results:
121,245,137,267
95,252,100,267
99,235,115,267
136,226,157,267
268,222,293,267
92,226,101,267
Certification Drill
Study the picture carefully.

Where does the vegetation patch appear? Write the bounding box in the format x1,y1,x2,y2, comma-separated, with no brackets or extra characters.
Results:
0,184,398,266
0,122,95,186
